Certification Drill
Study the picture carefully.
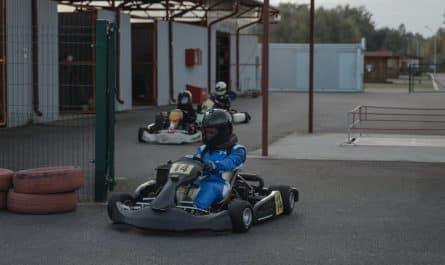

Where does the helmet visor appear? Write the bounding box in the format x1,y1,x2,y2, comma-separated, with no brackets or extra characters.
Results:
203,127,218,142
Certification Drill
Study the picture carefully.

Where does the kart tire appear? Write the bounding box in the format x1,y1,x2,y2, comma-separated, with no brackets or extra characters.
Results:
7,190,77,214
133,180,157,201
0,169,14,191
228,199,254,233
138,127,145,143
13,166,84,194
243,112,251,123
0,191,6,209
270,185,295,215
107,192,134,223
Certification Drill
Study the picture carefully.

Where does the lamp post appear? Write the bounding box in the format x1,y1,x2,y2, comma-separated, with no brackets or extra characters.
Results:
425,25,437,73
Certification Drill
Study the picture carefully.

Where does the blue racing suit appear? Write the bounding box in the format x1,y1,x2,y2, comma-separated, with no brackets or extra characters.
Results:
194,144,247,209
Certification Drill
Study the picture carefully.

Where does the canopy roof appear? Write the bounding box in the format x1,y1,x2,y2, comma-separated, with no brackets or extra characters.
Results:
53,0,279,22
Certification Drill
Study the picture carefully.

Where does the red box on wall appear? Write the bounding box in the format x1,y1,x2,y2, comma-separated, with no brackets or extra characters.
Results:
186,84,208,104
185,48,202,67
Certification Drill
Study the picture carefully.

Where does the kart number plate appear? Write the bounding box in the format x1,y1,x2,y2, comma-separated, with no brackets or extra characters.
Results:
170,163,194,175
274,192,284,215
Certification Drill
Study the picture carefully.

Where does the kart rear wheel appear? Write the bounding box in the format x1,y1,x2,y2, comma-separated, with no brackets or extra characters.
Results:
138,128,145,143
107,192,134,223
228,199,253,233
270,185,295,215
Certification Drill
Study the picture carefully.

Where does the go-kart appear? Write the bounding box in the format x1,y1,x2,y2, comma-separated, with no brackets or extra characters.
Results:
107,156,299,233
138,111,201,144
196,98,251,126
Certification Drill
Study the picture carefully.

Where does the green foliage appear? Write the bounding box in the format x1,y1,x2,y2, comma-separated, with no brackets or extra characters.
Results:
253,2,445,63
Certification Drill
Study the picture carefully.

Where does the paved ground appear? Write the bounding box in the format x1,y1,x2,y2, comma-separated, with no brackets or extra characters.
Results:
2,90,445,264
114,90,445,182
250,133,445,163
1,159,445,265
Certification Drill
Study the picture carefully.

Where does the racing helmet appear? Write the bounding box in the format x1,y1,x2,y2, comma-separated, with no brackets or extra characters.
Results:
168,109,183,130
201,109,233,147
169,109,183,123
178,91,193,106
215,81,227,96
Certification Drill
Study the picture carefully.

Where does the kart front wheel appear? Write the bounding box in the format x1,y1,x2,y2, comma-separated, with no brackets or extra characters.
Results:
270,185,296,215
107,192,134,223
228,199,253,233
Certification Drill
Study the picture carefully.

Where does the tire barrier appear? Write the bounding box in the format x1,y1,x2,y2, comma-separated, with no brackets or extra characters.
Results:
0,192,7,209
0,168,13,191
13,166,84,194
7,190,78,214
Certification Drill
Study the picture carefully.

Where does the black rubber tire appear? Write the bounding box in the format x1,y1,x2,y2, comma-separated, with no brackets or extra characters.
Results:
138,128,145,143
270,185,295,215
133,180,158,201
242,112,251,124
107,192,134,223
0,191,7,209
228,199,254,233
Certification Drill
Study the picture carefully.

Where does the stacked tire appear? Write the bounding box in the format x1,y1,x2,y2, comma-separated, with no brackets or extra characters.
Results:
7,166,84,214
0,169,14,210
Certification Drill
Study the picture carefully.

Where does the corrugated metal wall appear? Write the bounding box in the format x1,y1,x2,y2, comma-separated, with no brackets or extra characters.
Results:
6,0,32,127
267,43,364,92
156,21,169,106
6,0,59,127
230,34,258,92
36,0,59,123
156,21,211,106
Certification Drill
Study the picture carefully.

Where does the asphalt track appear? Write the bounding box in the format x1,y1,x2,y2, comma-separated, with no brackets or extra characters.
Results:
1,91,445,264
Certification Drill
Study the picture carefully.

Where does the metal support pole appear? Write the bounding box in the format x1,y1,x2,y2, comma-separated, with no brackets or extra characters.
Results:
261,0,270,156
31,0,42,116
95,20,116,202
308,0,315,133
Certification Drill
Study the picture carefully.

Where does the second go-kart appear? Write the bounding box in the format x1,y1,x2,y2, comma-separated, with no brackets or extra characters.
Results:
196,98,251,126
108,156,299,233
138,110,201,144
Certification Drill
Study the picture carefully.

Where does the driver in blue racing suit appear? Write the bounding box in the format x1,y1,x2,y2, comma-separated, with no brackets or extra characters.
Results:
193,109,246,210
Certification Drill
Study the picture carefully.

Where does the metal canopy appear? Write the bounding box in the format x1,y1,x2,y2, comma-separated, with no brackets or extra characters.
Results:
53,0,279,21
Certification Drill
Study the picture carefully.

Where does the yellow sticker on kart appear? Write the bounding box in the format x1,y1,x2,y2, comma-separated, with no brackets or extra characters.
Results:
169,163,194,175
274,192,284,215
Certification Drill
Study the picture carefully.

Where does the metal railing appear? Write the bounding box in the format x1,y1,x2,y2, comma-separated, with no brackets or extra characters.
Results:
347,105,445,143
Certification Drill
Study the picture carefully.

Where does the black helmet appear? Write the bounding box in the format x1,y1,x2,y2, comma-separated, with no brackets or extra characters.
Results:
177,91,192,106
201,109,233,148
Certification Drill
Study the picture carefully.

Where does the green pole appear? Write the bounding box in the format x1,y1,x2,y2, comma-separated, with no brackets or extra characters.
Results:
95,20,116,202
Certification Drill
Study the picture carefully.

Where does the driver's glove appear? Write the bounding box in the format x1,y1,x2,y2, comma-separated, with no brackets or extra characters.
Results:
192,154,202,160
203,160,217,174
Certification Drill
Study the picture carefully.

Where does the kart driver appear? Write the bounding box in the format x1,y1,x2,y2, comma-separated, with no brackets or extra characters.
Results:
193,109,247,209
177,91,197,126
210,81,231,110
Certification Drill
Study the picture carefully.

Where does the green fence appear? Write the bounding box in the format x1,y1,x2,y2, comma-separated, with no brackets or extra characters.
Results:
0,19,116,202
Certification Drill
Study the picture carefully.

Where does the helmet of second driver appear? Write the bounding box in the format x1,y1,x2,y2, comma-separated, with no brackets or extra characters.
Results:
215,81,227,96
177,91,193,106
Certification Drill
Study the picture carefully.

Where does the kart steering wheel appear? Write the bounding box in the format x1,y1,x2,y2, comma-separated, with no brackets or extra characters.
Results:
192,155,204,164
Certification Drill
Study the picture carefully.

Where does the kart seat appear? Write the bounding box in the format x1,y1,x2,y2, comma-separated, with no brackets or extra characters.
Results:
217,170,239,205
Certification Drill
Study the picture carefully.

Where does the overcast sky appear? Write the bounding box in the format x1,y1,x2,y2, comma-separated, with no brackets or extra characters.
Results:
272,0,444,37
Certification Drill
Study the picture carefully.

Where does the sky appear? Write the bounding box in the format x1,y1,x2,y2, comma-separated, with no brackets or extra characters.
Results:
272,0,445,37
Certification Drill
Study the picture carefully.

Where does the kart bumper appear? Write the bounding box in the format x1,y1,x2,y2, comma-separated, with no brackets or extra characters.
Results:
111,203,232,231
138,128,202,144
